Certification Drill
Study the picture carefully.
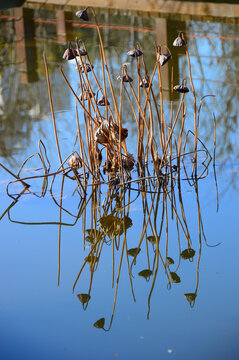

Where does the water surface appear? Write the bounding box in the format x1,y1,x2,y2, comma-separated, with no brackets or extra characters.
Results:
0,3,239,360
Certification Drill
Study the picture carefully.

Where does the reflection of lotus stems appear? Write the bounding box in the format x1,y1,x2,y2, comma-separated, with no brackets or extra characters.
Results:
183,34,197,175
213,113,219,212
0,163,30,197
58,175,64,285
0,187,28,221
156,47,166,149
43,53,63,167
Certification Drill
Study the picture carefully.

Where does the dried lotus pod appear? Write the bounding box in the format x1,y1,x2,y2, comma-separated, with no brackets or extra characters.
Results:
62,47,75,60
76,47,87,56
94,145,102,166
94,126,109,145
68,155,82,169
75,8,89,21
109,176,120,186
140,78,149,88
103,160,112,174
121,74,133,83
127,48,143,57
173,32,186,47
97,95,110,106
158,53,171,66
174,80,189,93
120,127,128,141
94,119,128,144
78,63,93,73
79,90,95,101
122,153,135,171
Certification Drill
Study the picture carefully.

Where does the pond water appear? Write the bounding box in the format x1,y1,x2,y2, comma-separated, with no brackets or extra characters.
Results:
0,3,239,360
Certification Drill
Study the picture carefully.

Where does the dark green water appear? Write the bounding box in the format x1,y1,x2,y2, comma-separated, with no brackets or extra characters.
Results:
0,4,239,360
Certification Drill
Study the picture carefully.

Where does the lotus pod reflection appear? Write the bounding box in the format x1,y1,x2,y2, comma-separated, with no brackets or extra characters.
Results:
85,229,102,238
184,293,197,307
169,272,181,283
75,8,89,21
77,293,91,305
181,248,196,260
147,235,157,244
99,214,132,239
127,247,141,257
85,235,96,244
84,254,99,264
138,269,153,281
85,229,102,244
165,257,174,266
173,32,186,47
93,317,105,329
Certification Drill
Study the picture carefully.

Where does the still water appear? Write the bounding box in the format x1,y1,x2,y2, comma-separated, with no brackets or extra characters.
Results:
0,3,239,360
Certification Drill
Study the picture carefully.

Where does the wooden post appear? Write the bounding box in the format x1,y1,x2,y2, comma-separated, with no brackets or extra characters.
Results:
56,9,67,44
14,7,38,83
